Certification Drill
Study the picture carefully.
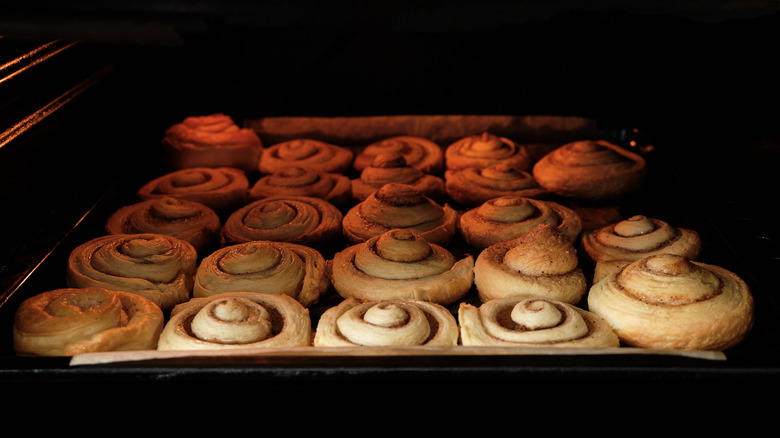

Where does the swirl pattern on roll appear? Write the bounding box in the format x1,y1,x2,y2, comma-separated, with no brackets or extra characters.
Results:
351,152,445,202
66,233,198,310
314,297,459,347
353,135,444,174
445,132,532,171
458,296,619,348
158,292,312,350
13,287,164,356
249,167,352,207
474,224,586,304
330,229,474,305
459,195,582,249
193,240,329,307
587,254,754,350
137,167,249,212
259,138,353,174
445,163,548,206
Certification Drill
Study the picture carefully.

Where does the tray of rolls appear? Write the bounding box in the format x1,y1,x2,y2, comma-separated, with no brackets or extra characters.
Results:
1,113,763,371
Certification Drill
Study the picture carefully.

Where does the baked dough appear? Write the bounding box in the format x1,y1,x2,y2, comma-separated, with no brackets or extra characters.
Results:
353,135,444,174
459,195,582,249
580,214,702,263
351,152,445,202
445,132,532,171
137,167,249,213
66,233,198,310
249,167,352,207
193,240,329,307
13,287,164,356
330,229,474,305
474,224,586,304
259,138,353,174
222,195,343,248
587,254,754,350
532,139,647,201
459,295,619,348
314,297,459,347
158,292,312,350
445,163,548,206
105,197,221,253
342,183,458,246
161,113,264,172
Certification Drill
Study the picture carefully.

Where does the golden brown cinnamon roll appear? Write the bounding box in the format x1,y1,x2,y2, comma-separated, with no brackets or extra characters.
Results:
342,183,458,246
13,287,164,356
158,292,312,350
445,132,532,171
580,215,702,264
459,296,620,348
222,196,343,248
259,138,353,174
474,224,586,304
353,136,444,174
66,234,198,310
249,167,352,207
193,240,329,307
532,140,647,201
330,229,474,305
161,113,264,172
459,196,583,249
105,197,221,254
314,297,459,347
351,152,446,202
137,167,249,213
587,254,754,350
445,163,549,206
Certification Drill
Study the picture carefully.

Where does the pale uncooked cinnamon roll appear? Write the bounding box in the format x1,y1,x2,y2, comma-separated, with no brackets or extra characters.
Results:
158,292,311,350
193,240,329,307
314,297,459,347
249,167,352,207
351,152,445,202
259,138,353,174
330,229,474,305
161,113,264,172
342,183,458,246
445,132,532,171
13,287,164,356
532,140,647,201
459,296,620,348
580,215,702,263
474,224,586,304
445,163,549,206
459,196,583,249
66,234,198,310
587,254,754,351
222,196,343,248
353,136,444,174
105,197,221,253
137,167,249,213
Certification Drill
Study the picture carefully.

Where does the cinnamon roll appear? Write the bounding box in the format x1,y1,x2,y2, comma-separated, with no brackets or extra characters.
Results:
532,140,647,201
580,215,702,263
459,296,620,348
314,297,459,347
66,234,198,310
13,287,164,356
330,229,474,305
445,132,532,171
193,240,329,308
587,254,754,351
474,224,586,304
158,292,312,350
459,196,583,249
161,113,264,172
351,152,446,202
105,197,221,254
353,135,444,174
222,196,343,248
137,167,249,213
249,167,352,207
342,183,458,246
445,163,548,206
259,138,353,174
